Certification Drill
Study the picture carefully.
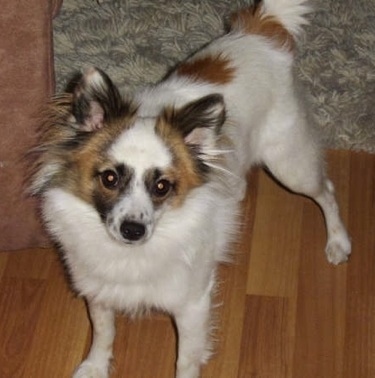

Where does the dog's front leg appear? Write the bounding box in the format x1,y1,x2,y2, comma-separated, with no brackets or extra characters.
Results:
73,301,115,378
174,292,212,378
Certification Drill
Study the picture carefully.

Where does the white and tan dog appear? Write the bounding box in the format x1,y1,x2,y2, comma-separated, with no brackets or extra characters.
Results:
31,1,351,377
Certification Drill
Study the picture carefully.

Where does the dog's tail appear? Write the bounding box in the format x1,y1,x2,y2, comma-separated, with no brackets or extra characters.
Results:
230,0,311,50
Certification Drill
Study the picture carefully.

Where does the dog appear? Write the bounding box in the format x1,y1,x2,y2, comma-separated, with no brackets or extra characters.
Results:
30,1,351,377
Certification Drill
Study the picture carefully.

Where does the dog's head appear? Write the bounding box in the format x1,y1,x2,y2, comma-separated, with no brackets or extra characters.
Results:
31,67,226,244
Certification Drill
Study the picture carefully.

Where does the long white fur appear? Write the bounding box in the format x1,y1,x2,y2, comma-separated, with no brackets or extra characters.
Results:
262,0,312,36
40,1,351,378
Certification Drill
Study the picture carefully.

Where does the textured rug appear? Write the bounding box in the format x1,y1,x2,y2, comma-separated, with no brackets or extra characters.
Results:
53,0,375,152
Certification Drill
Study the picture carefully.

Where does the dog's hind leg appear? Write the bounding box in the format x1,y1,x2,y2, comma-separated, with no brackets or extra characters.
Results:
261,133,351,265
73,301,115,378
313,178,351,264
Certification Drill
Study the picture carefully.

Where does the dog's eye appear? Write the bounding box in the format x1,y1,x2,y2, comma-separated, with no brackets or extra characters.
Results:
153,179,171,198
100,170,119,189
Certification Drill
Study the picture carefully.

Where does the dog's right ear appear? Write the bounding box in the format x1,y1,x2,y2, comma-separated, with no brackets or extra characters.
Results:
67,67,129,132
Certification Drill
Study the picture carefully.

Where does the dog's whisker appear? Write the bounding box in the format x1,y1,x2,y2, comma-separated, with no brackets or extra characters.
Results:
204,161,240,180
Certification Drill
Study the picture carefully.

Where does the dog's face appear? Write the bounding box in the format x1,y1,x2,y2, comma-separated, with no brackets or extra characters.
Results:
97,118,176,244
32,68,226,245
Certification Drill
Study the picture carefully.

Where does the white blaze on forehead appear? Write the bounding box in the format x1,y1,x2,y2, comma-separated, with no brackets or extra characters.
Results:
109,118,172,170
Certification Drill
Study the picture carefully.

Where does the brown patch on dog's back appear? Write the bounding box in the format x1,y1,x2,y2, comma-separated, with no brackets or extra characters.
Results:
230,5,295,51
176,54,235,85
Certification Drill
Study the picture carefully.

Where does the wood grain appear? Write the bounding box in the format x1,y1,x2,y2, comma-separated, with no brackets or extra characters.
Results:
344,152,375,377
0,150,374,377
246,169,303,299
238,295,290,378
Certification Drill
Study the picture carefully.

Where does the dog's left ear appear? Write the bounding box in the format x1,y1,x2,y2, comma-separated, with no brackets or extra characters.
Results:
67,67,129,132
171,94,226,147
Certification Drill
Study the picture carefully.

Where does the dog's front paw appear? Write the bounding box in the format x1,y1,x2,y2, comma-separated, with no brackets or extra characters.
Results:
176,365,200,378
176,359,201,378
72,361,108,378
325,235,351,265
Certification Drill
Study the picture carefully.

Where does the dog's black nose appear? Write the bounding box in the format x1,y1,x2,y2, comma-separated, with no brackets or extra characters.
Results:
120,221,146,242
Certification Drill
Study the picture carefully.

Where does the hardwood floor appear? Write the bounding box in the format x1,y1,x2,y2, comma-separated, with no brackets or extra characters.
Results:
0,150,374,377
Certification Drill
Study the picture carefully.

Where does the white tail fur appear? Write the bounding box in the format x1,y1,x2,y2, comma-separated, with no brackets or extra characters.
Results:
262,0,312,37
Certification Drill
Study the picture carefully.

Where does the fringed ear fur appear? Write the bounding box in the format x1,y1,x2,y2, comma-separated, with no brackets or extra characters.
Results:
170,94,226,150
67,67,129,132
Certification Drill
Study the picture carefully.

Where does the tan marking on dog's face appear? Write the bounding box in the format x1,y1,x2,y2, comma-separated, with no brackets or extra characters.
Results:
176,54,235,85
155,114,205,207
31,91,138,197
230,6,295,51
49,115,136,204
